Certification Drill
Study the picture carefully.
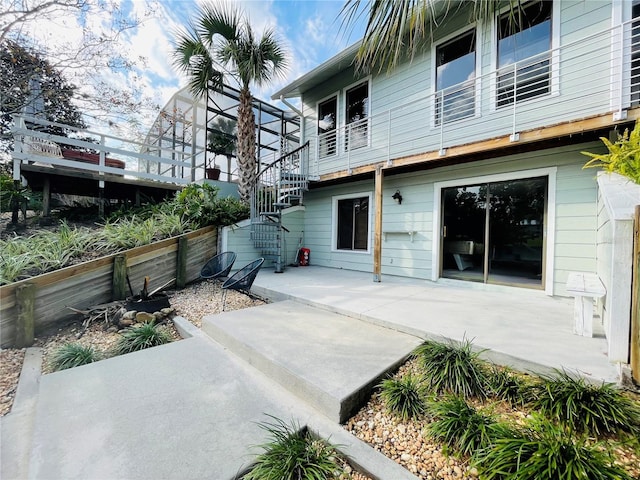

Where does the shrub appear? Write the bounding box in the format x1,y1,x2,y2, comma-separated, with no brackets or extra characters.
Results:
475,416,633,480
50,343,99,371
427,395,512,457
582,121,640,184
379,373,427,421
486,365,538,407
113,322,172,355
414,338,488,399
243,416,341,480
533,370,640,437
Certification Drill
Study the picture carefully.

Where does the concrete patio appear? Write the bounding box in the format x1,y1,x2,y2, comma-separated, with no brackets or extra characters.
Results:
252,266,618,383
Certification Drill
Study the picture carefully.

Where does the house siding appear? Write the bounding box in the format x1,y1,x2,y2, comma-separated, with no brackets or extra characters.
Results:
300,0,618,178
302,142,600,296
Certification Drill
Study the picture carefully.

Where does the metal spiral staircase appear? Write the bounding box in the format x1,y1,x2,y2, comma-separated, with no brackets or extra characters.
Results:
250,142,310,272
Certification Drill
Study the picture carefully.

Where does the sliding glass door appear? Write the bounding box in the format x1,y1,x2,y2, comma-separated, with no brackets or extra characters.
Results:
441,176,547,288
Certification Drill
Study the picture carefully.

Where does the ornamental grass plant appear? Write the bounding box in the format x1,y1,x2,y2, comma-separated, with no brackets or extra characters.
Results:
113,322,173,355
50,343,100,371
475,415,634,480
243,417,342,480
533,369,640,437
413,338,488,399
379,372,427,421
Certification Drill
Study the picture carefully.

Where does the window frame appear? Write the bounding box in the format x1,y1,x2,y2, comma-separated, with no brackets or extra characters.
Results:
490,0,560,111
342,78,371,152
316,92,339,158
331,191,373,253
431,25,481,127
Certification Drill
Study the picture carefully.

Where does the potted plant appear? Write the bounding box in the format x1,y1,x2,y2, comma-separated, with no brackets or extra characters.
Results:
206,118,237,182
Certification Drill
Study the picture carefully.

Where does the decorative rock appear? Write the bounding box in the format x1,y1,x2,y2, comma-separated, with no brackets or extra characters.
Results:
106,326,119,333
123,310,137,320
135,311,155,323
400,453,411,462
160,307,174,316
118,318,134,328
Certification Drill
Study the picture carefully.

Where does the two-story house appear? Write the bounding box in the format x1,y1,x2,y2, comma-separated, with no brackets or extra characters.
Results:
222,0,639,369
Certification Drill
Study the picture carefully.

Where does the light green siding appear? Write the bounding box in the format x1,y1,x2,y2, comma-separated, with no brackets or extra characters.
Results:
302,143,599,296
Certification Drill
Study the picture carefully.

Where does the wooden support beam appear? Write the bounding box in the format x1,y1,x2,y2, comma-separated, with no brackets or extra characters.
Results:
42,177,51,217
15,283,35,348
176,236,188,289
373,166,383,283
112,254,128,301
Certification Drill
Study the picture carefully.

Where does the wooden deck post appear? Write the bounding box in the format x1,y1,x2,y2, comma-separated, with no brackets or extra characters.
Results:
112,254,128,300
373,165,383,282
15,283,35,348
176,236,188,289
42,177,51,217
631,205,640,384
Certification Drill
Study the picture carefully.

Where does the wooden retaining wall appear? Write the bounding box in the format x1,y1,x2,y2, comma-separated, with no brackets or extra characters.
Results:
0,226,217,348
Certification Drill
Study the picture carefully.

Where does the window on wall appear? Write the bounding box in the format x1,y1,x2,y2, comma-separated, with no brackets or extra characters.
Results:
632,1,640,105
345,82,369,151
318,96,337,157
496,0,552,107
336,196,369,250
435,29,476,125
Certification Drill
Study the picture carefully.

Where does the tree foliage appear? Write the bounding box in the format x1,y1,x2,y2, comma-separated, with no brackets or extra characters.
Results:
173,3,289,203
0,39,85,153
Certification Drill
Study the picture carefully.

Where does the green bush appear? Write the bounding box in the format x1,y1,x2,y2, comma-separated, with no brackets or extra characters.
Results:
486,365,538,407
113,322,172,355
427,395,512,457
475,416,633,480
243,416,341,480
379,372,427,421
533,370,640,437
582,121,640,184
50,343,99,371
414,338,488,399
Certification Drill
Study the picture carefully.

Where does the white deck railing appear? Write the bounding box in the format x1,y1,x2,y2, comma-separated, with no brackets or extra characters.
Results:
12,115,198,185
307,17,638,178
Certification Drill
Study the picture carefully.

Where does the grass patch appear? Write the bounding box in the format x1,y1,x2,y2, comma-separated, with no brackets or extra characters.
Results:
533,370,640,437
50,343,99,371
379,372,427,421
113,322,173,355
414,338,488,399
243,416,342,480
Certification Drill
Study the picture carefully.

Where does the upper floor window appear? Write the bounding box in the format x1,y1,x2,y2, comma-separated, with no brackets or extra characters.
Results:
435,29,476,125
345,81,369,151
318,96,337,157
497,0,552,107
336,195,369,251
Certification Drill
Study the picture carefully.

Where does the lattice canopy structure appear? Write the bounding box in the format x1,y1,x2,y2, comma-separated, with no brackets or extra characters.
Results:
143,83,300,184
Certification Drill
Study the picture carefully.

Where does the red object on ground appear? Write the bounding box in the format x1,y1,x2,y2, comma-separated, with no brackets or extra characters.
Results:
61,148,126,169
298,247,310,266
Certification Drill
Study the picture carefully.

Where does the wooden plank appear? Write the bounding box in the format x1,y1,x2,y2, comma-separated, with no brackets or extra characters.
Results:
373,166,383,282
15,283,35,348
112,255,127,301
631,205,640,384
176,236,188,288
318,109,640,182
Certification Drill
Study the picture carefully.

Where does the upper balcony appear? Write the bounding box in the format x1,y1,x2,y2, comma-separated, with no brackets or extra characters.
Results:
303,16,639,181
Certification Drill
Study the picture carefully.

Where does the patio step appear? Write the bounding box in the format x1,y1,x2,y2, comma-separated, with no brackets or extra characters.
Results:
201,300,423,422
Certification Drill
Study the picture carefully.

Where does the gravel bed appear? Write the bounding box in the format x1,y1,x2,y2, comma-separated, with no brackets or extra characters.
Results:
0,348,25,416
345,358,640,480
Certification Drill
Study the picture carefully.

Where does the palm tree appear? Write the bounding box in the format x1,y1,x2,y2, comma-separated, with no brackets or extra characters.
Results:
173,3,288,203
340,0,522,74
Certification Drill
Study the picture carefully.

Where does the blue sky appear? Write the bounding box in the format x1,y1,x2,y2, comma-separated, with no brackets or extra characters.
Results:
127,0,366,127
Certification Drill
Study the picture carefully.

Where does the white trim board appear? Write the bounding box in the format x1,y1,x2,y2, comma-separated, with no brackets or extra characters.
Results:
431,166,557,296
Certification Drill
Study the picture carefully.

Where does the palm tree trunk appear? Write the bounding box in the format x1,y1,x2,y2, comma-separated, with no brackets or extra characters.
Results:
236,86,256,204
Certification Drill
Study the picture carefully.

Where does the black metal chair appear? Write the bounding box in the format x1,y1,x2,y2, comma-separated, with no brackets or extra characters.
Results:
200,251,237,281
221,258,265,310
